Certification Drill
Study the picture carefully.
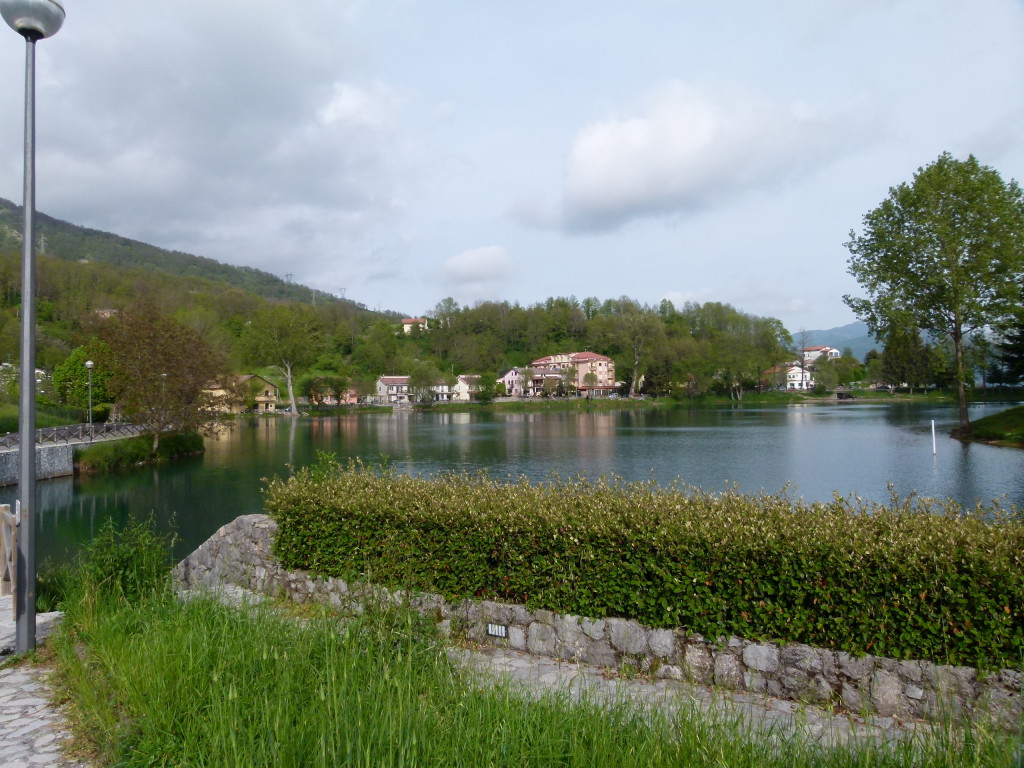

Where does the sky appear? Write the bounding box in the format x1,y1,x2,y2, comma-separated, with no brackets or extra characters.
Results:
0,1,1022,332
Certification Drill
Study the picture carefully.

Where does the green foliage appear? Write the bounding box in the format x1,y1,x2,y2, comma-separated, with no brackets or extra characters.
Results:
51,343,111,409
75,431,204,471
845,153,1024,428
50,572,1018,767
268,459,1024,670
98,298,229,450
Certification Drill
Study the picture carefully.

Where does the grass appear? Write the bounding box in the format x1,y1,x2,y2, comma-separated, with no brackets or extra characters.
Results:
968,404,1024,447
41,521,1024,767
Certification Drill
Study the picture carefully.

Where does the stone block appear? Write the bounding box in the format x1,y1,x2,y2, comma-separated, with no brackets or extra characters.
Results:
742,643,780,674
581,618,605,640
683,645,714,685
585,638,618,667
714,652,744,690
871,669,908,718
656,664,684,681
781,643,822,674
647,629,675,658
508,626,527,651
607,618,647,655
527,622,557,657
841,681,863,713
745,670,767,693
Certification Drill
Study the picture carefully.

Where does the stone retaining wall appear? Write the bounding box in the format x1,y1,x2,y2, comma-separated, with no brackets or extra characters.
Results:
175,514,1022,725
0,445,74,486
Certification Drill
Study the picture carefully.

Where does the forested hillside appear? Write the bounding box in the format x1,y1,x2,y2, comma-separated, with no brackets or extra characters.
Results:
0,198,352,307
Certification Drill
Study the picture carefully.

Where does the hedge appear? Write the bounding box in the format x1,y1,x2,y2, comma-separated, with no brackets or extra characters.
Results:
265,456,1024,670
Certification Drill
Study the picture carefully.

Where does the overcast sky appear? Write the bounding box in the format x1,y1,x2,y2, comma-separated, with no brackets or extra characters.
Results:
1,0,1022,332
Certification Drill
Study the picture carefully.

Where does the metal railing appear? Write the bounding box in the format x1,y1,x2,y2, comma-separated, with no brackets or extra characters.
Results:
1,504,14,619
0,422,145,451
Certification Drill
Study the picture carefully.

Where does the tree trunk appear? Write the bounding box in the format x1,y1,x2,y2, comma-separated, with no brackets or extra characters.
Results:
952,328,970,432
283,361,299,417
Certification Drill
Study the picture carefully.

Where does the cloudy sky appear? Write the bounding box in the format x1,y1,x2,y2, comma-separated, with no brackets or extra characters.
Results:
1,0,1022,331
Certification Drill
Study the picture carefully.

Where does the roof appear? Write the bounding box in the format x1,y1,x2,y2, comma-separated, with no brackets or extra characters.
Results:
530,351,613,366
378,375,411,385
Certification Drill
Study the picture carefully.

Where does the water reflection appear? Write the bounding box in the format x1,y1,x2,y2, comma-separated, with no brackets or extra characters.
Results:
1,402,1020,565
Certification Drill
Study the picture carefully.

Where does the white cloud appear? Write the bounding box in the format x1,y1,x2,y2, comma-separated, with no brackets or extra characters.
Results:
443,246,510,284
558,80,861,232
318,82,398,129
440,246,512,302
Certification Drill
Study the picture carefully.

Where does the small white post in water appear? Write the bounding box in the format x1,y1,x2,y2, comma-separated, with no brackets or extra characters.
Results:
931,420,937,455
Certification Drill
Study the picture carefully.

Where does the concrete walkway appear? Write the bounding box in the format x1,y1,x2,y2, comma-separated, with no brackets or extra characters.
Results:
0,595,85,768
1,587,925,767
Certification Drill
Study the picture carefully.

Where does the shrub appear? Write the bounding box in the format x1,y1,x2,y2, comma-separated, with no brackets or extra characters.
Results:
78,516,175,602
75,431,204,472
266,457,1024,670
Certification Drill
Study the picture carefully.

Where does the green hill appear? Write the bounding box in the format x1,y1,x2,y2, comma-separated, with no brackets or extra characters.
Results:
0,198,363,309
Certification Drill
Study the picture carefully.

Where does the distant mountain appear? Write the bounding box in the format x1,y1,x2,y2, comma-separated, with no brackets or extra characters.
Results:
0,198,379,311
799,321,880,362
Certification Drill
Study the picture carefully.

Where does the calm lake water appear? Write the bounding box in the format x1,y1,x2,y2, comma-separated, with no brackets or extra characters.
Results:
5,401,1022,565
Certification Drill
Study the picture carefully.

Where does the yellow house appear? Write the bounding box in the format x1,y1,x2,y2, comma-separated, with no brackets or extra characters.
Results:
207,375,280,413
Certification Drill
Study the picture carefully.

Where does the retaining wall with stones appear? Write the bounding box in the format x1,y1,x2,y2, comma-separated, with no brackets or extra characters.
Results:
174,514,1022,725
0,445,73,486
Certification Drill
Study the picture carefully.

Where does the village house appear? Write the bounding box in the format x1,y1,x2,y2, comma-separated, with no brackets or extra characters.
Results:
499,351,618,397
375,375,411,403
401,317,429,334
762,364,815,391
452,374,481,401
802,346,840,363
206,374,279,413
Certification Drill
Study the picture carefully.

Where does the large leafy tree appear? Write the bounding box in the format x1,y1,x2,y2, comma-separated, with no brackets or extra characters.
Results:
844,153,1024,431
239,304,325,415
98,300,229,454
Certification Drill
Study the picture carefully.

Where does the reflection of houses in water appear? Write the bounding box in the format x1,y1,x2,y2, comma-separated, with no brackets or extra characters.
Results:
499,412,619,477
308,414,362,452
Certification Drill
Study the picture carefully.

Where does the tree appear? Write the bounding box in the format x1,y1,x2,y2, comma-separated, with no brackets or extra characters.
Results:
844,153,1024,431
881,326,932,393
239,305,325,415
98,300,229,454
52,344,112,412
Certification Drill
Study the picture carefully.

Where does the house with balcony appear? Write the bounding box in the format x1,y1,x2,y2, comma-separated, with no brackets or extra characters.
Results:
498,351,618,397
375,375,411,403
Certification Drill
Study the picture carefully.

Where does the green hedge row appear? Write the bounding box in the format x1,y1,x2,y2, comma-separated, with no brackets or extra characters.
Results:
265,457,1024,670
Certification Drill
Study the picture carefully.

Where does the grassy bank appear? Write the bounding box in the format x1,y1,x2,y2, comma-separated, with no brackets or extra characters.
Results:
968,405,1024,447
74,431,204,473
43,520,1022,767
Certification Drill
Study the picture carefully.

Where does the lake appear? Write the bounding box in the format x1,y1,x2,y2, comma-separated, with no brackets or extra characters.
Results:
5,400,1022,565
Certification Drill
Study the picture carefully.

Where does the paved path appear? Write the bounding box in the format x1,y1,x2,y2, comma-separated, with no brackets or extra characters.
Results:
0,595,85,768
2,587,925,767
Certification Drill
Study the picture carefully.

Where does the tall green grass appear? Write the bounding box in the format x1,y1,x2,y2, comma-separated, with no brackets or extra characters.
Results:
47,522,1023,767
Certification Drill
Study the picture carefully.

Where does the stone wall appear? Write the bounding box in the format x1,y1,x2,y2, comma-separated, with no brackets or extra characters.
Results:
175,514,1022,725
0,445,74,486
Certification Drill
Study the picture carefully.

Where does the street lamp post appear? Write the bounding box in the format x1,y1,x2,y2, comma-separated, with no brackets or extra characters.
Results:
1,0,65,654
85,359,93,432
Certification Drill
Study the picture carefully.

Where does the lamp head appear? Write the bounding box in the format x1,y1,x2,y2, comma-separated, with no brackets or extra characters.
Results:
85,360,94,369
0,0,64,40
